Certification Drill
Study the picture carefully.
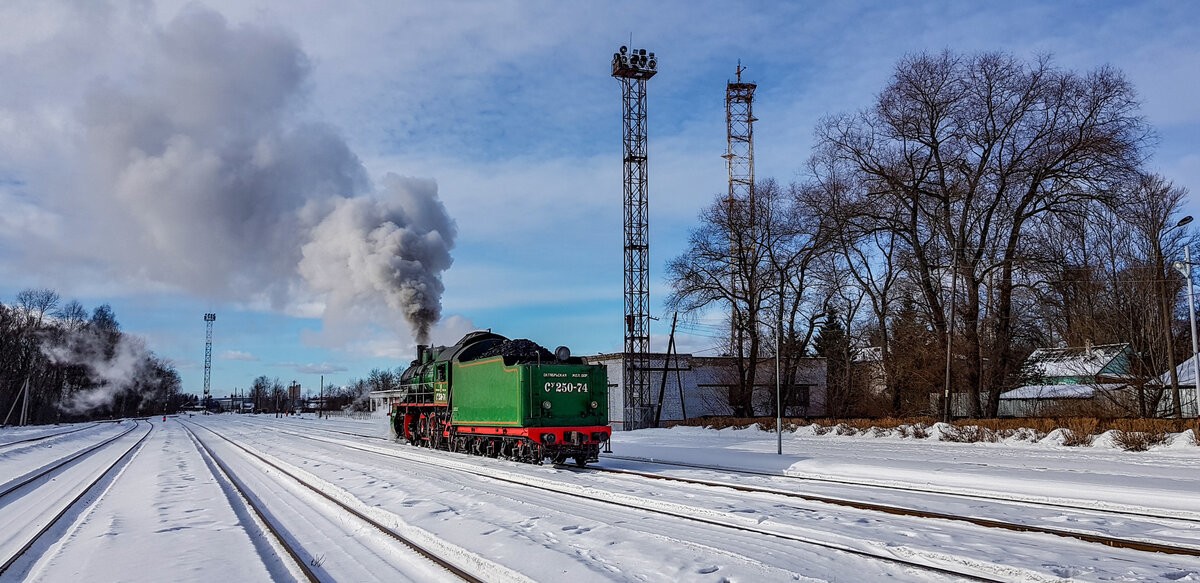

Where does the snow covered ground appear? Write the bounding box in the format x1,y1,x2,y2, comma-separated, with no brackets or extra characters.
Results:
2,414,1199,582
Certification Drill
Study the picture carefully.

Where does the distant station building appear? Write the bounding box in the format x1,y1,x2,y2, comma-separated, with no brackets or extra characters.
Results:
368,390,404,413
586,353,828,431
213,395,254,413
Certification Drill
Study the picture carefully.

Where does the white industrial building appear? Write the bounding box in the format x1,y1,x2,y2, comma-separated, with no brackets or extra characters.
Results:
587,352,827,431
1155,354,1200,417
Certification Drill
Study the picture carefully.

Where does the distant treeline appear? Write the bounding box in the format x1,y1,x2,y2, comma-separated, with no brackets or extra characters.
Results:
0,288,187,425
228,368,404,414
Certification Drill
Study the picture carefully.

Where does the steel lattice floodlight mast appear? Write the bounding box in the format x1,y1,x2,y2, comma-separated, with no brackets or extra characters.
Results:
724,63,756,356
203,313,216,405
612,45,656,431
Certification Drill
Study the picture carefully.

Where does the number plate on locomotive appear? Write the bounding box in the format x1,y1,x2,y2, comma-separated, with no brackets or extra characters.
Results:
544,382,589,393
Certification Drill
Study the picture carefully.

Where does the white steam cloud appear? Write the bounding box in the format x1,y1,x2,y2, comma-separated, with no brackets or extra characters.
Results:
300,175,455,345
42,334,156,415
0,6,456,347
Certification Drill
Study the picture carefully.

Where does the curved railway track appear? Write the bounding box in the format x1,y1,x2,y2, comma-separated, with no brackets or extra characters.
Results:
0,420,152,577
182,420,495,583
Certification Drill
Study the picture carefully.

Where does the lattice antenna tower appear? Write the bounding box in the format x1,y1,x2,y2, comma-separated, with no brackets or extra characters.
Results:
611,45,656,430
723,62,757,355
203,313,216,405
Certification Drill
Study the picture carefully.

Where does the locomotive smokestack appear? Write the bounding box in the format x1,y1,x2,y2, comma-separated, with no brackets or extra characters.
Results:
416,344,428,364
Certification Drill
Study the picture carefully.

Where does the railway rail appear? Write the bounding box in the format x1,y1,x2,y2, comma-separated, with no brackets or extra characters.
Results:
251,418,1200,552
248,423,1035,582
181,422,321,583
182,420,503,583
0,420,151,577
0,423,100,450
211,417,1200,580
603,453,1200,523
585,462,1200,557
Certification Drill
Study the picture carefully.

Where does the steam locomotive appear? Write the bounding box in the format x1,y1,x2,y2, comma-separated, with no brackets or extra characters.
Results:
390,331,611,466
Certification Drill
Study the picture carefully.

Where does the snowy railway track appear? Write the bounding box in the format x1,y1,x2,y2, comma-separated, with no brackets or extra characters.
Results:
0,421,140,500
585,462,1200,557
244,418,1200,555
0,423,100,451
603,453,1200,523
181,420,517,583
181,423,321,583
0,420,151,576
258,425,1031,582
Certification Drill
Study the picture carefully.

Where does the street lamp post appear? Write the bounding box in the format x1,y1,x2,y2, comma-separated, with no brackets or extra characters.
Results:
1174,243,1199,417
776,285,783,455
943,251,958,423
1163,216,1193,418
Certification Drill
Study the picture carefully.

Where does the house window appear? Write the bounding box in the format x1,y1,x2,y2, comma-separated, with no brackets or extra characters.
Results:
793,385,810,408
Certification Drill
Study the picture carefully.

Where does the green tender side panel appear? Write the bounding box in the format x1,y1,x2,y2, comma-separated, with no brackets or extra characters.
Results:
527,363,608,428
450,357,528,426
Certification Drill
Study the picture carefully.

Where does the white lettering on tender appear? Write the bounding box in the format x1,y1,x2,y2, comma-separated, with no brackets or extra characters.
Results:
544,382,589,393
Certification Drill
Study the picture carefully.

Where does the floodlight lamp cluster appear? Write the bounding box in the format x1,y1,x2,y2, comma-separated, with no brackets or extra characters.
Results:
612,45,657,78
204,313,216,322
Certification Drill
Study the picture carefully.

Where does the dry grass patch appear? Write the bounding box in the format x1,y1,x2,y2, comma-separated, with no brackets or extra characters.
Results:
1111,419,1171,451
1060,418,1098,447
896,423,930,439
940,425,1000,443
673,415,1195,450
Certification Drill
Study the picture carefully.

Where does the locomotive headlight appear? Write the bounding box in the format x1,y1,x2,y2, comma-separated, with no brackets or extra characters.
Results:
589,400,599,409
542,400,552,410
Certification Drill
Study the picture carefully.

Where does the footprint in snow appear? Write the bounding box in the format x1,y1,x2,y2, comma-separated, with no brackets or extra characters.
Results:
1161,570,1198,581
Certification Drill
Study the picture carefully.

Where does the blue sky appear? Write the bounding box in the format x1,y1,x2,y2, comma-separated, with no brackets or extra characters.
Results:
1,1,1197,398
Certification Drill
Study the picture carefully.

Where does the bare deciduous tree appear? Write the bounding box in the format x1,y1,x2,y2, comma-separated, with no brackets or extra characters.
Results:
667,179,832,416
814,51,1149,416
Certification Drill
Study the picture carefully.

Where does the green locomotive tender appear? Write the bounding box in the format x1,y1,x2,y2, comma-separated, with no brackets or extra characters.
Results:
391,331,611,466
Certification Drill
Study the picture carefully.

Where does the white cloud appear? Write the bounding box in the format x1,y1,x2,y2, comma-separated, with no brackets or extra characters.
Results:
221,350,259,362
290,362,348,375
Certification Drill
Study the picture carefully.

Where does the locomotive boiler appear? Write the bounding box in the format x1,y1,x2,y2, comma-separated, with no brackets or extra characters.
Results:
391,331,611,466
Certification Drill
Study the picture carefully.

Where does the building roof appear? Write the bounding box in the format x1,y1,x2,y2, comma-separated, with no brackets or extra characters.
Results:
1022,343,1129,380
1157,353,1200,386
1000,383,1128,400
852,346,883,363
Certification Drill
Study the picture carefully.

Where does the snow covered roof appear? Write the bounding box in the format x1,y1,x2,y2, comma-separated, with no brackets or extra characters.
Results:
1000,383,1128,400
1021,343,1129,380
1156,353,1200,386
852,346,883,363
